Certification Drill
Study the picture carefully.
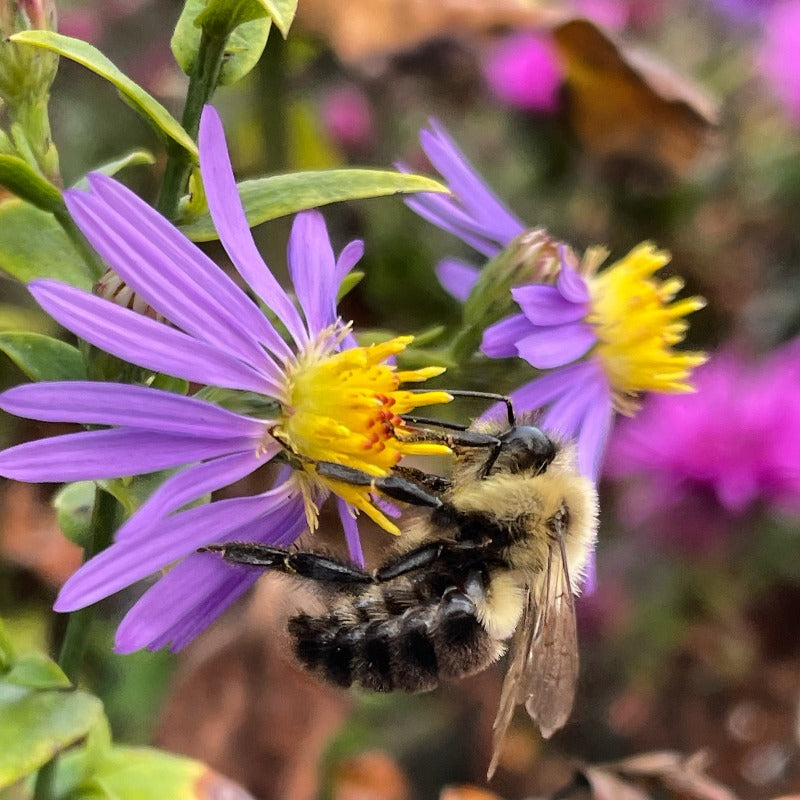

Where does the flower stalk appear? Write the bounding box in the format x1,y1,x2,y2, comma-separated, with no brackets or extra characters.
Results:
32,487,118,800
156,27,227,219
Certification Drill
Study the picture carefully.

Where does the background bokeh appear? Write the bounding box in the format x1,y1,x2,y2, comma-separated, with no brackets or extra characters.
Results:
3,1,800,798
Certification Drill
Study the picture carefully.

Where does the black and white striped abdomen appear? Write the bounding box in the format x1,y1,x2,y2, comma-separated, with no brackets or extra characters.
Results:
288,583,499,692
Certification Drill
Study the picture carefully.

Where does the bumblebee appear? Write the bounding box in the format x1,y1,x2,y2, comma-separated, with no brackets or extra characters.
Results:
201,392,598,777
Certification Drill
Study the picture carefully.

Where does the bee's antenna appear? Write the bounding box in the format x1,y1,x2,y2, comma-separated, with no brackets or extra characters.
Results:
409,389,516,427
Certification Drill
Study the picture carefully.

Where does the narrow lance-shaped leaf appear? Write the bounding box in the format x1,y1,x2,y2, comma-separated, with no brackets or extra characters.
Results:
0,200,93,289
180,169,450,241
0,155,63,213
10,31,198,159
0,332,87,381
71,149,155,191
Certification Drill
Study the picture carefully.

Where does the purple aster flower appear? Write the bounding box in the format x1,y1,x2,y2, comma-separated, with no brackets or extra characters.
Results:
0,106,451,653
606,343,800,553
407,122,706,483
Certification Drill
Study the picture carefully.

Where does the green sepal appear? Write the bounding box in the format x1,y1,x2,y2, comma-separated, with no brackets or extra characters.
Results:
3,653,71,690
0,154,62,212
172,0,271,86
0,683,104,791
0,332,86,381
450,229,559,363
195,386,280,419
0,199,93,288
179,170,449,241
10,32,198,159
71,149,155,190
53,481,96,548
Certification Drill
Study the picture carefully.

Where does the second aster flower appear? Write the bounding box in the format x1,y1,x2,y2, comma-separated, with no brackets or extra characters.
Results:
407,121,706,481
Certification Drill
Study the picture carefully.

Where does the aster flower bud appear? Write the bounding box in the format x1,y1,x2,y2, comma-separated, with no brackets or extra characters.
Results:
0,0,58,107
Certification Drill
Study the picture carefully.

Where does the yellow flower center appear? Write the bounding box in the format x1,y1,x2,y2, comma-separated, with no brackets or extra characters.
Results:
587,243,707,405
274,327,452,534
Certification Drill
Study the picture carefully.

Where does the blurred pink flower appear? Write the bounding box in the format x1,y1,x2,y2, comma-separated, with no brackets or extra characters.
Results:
321,85,375,152
576,0,630,29
606,341,800,552
760,0,800,122
483,33,563,113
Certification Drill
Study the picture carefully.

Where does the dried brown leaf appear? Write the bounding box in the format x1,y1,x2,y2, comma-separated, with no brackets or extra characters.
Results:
553,19,719,179
439,786,505,800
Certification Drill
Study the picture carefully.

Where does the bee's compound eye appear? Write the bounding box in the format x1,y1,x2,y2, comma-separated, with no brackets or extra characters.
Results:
500,426,556,473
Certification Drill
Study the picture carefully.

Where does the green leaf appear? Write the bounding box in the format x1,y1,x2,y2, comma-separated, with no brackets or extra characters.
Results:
3,653,71,690
83,746,256,800
180,170,449,241
71,150,156,190
10,32,198,159
0,199,93,288
0,155,63,213
53,481,96,548
0,683,103,790
172,0,271,86
257,0,297,37
0,332,86,381
337,270,364,301
0,620,14,673
147,373,190,394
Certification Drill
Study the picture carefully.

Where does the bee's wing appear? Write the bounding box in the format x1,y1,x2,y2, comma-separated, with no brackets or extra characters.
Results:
487,584,536,779
522,533,579,737
487,533,578,779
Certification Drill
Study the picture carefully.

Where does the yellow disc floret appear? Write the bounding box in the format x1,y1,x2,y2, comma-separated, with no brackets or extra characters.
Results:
587,243,707,407
275,326,452,534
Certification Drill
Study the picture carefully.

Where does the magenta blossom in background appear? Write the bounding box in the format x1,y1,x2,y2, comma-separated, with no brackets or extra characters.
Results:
484,33,563,114
321,85,375,151
760,0,800,123
606,342,800,553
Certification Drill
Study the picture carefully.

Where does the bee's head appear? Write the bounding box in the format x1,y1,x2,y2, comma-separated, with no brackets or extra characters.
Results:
495,424,557,475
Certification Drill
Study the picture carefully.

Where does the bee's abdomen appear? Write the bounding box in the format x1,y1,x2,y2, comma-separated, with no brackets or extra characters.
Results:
288,589,496,693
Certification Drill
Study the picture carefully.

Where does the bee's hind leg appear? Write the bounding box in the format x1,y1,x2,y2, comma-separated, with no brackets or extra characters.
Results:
199,543,374,586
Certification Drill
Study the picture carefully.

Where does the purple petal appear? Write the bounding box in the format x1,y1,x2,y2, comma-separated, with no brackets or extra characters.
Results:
0,382,268,439
576,377,614,480
404,193,504,258
55,483,298,611
287,210,337,334
114,491,307,652
66,179,286,374
114,445,280,543
82,174,293,362
337,496,364,568
30,280,281,395
482,313,532,358
507,360,595,413
511,284,589,325
421,121,525,244
436,259,480,302
0,429,257,482
557,264,591,304
516,322,595,368
334,239,364,287
198,106,307,347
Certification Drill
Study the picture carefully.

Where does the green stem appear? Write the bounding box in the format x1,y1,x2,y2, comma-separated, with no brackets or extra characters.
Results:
155,28,228,220
32,488,118,800
258,31,287,174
